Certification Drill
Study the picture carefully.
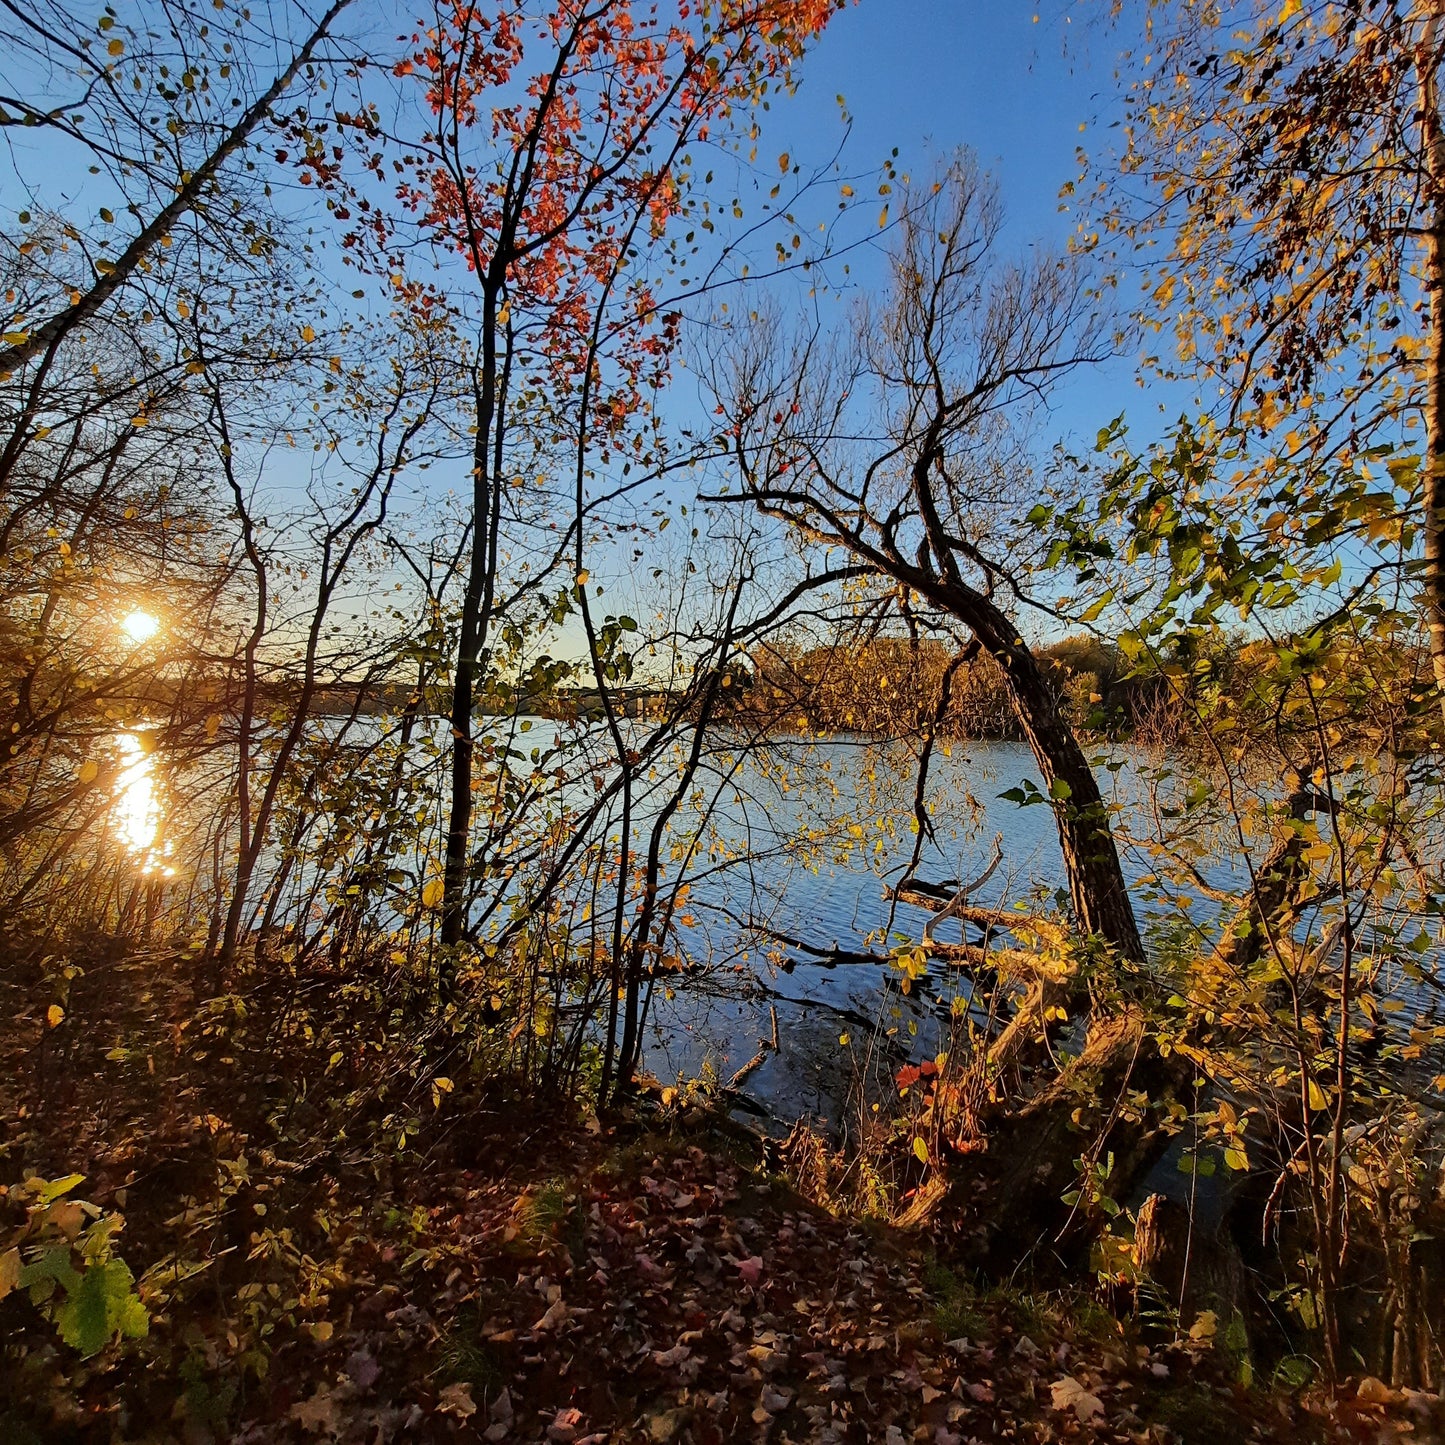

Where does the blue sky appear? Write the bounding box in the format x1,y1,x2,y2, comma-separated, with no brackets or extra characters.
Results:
0,2,1180,645
788,1,1103,243
750,0,1179,449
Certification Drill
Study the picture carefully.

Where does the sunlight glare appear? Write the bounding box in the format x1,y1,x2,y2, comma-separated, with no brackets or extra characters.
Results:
112,730,175,875
120,609,160,643
115,732,158,858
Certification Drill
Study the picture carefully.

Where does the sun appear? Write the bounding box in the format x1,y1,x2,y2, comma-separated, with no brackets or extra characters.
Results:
120,609,160,643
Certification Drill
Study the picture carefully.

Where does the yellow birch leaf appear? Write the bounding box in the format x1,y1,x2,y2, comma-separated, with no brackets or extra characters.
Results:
0,1247,20,1301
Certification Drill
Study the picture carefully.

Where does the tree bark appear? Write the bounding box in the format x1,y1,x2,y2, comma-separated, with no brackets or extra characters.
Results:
970,1009,1190,1264
1134,1191,1247,1333
1419,6,1445,727
929,575,1146,963
441,299,501,950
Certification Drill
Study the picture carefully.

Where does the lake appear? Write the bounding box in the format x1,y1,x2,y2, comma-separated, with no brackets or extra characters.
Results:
102,718,1444,1128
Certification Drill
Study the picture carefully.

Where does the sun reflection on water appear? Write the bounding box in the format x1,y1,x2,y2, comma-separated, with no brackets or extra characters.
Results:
114,731,173,875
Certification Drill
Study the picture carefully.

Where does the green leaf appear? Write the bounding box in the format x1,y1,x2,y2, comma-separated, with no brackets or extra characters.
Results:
33,1174,85,1206
19,1245,80,1297
55,1259,147,1357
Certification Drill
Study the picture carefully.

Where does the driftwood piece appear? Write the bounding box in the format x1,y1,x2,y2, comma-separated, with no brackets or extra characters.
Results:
886,885,1065,947
914,838,1004,943
725,1004,780,1092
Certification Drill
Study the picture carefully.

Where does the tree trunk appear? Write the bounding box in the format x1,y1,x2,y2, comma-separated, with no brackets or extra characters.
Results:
1424,214,1445,723
1134,1191,1248,1336
939,580,1145,963
441,305,501,950
1419,8,1445,728
950,780,1338,1270
968,1009,1191,1265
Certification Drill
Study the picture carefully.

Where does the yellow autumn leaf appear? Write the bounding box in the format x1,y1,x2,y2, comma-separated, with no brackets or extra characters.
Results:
47,1004,64,1028
78,760,99,786
1307,1078,1328,1112
1223,1146,1249,1171
421,877,445,908
301,324,315,343
0,1246,20,1301
205,714,221,738
108,37,124,55
913,1136,929,1164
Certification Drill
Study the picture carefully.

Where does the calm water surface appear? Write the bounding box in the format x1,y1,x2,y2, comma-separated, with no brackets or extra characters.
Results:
101,720,1443,1126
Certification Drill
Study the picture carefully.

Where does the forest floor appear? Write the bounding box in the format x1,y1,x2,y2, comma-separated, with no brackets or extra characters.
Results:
232,1114,1445,1445
2,943,1443,1443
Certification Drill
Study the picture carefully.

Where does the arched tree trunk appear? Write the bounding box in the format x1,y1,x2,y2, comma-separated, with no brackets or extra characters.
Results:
951,586,1145,962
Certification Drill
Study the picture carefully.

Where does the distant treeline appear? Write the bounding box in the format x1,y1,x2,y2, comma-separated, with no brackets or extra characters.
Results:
725,636,1132,740
253,631,1435,747
724,632,1438,745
